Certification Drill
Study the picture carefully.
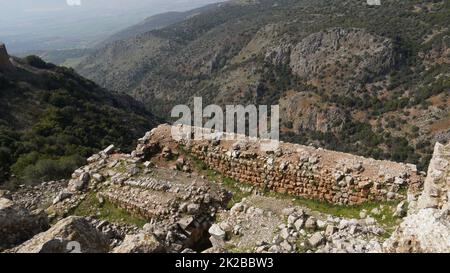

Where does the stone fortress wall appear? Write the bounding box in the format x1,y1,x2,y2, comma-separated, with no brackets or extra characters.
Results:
135,125,424,205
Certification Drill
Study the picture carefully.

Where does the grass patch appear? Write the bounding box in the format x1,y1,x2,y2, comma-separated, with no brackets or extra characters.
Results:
206,169,252,210
264,190,400,235
72,191,147,227
113,160,128,173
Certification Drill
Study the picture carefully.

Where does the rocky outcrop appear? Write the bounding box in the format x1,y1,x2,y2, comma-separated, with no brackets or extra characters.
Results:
417,143,449,210
289,28,397,90
384,143,450,253
12,216,109,253
279,91,347,133
112,233,164,253
384,208,450,253
0,198,49,249
0,43,14,72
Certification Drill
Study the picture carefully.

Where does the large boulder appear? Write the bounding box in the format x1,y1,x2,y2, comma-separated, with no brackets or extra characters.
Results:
12,216,109,253
0,198,48,249
384,143,450,253
112,233,164,253
417,143,449,210
67,172,90,192
384,208,450,253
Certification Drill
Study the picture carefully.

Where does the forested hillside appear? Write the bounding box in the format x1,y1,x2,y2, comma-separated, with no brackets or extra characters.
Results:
0,54,159,187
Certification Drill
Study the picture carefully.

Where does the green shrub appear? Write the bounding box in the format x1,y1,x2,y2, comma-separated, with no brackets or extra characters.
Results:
23,55,56,69
17,154,85,184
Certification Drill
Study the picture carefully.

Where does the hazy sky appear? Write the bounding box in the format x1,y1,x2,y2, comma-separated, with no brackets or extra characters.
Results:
0,0,223,53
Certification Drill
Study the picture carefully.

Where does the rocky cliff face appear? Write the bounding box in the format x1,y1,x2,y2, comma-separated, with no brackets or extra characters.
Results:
289,28,397,92
0,43,14,72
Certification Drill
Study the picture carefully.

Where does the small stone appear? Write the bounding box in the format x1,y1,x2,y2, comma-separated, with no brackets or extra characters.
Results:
179,203,188,213
280,240,293,252
186,204,200,214
143,161,153,168
268,245,281,253
230,203,245,214
394,177,406,186
209,224,226,240
287,214,299,225
308,232,325,248
294,219,304,231
92,173,104,182
370,208,381,216
365,216,376,226
309,157,319,164
97,194,105,205
345,176,354,185
80,172,90,183
387,192,396,200
359,210,367,219
393,201,408,218
316,219,327,229
102,145,115,155
53,191,72,205
325,225,337,237
334,172,344,182
353,162,364,172
280,228,290,240
219,222,233,234
178,216,194,230
272,235,283,245
282,207,295,216
305,217,317,231
67,172,90,192
359,181,373,189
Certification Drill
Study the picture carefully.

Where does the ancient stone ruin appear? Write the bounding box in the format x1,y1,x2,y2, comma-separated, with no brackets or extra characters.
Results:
2,124,448,253
135,125,423,205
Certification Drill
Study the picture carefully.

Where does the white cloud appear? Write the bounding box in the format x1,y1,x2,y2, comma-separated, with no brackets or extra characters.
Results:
66,0,81,6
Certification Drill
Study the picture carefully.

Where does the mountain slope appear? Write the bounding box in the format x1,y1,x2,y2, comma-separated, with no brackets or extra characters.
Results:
101,2,224,45
0,47,160,186
75,0,450,170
